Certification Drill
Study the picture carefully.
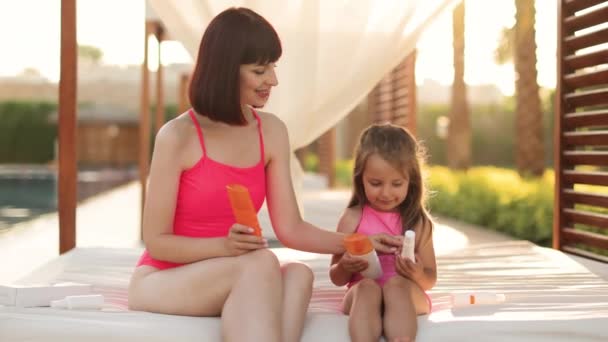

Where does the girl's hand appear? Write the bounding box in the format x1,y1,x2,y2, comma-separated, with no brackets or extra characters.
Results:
223,224,268,256
338,253,369,273
369,233,402,254
395,252,424,282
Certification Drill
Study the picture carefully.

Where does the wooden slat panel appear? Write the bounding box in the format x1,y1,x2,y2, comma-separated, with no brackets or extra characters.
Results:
564,5,608,31
394,87,409,99
563,189,608,208
562,227,608,249
565,0,607,13
564,208,608,227
564,27,608,50
564,68,608,88
563,150,608,166
563,130,608,146
564,110,608,128
562,245,608,262
564,88,608,107
563,170,608,185
564,49,608,69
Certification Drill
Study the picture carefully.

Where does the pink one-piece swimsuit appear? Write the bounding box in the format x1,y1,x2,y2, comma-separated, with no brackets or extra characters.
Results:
136,109,267,270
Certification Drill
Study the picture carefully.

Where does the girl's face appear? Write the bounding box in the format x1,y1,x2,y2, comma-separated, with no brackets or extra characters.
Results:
362,154,409,212
239,62,278,108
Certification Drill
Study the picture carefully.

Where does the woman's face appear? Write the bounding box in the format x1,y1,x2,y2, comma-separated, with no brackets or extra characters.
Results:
239,62,278,108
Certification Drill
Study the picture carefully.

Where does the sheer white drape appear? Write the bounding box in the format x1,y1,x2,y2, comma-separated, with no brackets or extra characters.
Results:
146,1,455,212
147,0,457,150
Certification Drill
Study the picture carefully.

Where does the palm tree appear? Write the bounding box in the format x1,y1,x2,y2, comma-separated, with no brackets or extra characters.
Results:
447,0,471,170
496,0,544,176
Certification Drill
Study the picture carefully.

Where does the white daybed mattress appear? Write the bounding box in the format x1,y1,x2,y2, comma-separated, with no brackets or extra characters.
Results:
1,240,607,341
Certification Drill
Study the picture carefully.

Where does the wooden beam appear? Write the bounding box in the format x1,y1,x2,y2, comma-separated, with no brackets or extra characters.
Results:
564,88,608,108
564,27,608,51
155,23,165,134
178,73,190,113
564,48,608,70
564,0,606,13
563,130,608,146
564,68,608,89
554,0,570,250
564,110,608,129
58,0,77,254
139,22,153,233
563,150,608,166
564,4,608,31
563,170,608,186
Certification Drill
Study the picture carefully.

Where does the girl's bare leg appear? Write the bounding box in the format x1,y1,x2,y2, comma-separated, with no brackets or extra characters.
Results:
342,278,383,342
280,262,314,342
128,249,283,342
382,276,430,342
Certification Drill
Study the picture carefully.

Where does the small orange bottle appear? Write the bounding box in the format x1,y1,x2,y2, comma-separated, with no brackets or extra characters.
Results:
226,184,262,237
343,233,383,279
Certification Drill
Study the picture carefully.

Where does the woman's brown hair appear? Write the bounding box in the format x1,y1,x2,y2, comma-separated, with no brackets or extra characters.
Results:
188,7,282,125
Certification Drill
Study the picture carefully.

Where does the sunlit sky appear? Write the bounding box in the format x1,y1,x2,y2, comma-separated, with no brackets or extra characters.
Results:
0,0,556,96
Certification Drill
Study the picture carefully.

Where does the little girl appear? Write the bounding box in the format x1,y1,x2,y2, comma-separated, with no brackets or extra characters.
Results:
330,123,437,342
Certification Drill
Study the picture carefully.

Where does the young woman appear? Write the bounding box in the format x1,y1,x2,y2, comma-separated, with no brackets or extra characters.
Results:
128,8,401,342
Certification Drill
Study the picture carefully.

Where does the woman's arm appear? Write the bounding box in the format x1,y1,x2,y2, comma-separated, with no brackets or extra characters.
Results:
142,118,262,263
329,207,363,286
263,115,346,254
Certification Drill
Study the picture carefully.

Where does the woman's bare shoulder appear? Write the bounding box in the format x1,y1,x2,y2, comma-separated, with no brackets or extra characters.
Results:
256,110,285,131
154,113,194,152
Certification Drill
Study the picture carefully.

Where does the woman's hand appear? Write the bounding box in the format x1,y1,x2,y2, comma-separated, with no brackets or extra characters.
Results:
395,252,424,283
223,224,268,256
369,233,402,254
338,253,369,274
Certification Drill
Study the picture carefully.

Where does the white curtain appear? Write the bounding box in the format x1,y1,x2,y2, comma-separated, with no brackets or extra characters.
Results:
146,0,456,209
146,0,457,150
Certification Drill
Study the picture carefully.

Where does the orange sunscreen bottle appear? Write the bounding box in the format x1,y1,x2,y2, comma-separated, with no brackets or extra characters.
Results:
343,233,383,279
226,184,262,237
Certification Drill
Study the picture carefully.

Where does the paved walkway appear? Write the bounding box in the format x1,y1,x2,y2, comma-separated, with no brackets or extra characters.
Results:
1,173,606,284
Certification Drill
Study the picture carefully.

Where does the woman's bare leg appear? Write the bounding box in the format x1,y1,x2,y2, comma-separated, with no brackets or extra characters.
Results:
342,278,383,342
382,276,429,342
128,249,282,342
280,262,314,342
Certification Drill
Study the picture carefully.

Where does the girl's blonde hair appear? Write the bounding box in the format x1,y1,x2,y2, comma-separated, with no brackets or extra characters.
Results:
348,123,431,233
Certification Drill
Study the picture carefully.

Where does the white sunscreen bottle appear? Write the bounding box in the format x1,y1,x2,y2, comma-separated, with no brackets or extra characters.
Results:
450,292,506,307
344,233,383,279
51,294,104,310
401,230,416,262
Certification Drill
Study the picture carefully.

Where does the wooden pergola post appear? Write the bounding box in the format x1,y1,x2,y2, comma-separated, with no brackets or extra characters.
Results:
318,128,336,188
139,21,153,231
178,73,190,113
58,0,77,254
154,23,165,134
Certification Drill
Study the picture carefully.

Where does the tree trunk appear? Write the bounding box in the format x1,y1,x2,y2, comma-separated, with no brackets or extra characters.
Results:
447,1,471,170
514,0,544,176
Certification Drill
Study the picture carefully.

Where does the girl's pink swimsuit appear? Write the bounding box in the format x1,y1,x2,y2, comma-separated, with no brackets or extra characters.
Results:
347,205,432,310
136,109,267,270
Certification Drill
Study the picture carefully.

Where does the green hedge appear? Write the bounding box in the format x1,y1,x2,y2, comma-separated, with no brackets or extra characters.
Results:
428,166,554,246
0,101,57,163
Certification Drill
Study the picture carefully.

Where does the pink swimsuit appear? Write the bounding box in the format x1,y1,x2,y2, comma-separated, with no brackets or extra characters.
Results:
136,109,266,270
347,205,432,310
